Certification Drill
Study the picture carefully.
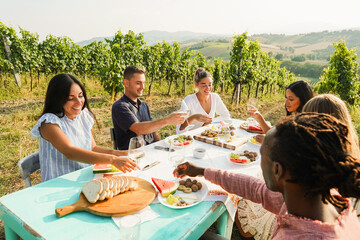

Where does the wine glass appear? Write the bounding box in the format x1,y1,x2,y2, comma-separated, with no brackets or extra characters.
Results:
128,136,146,169
247,98,258,112
217,127,230,153
180,100,194,132
168,139,185,168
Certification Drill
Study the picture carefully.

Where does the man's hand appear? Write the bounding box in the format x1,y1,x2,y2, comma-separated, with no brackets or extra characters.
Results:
173,162,205,179
166,111,188,125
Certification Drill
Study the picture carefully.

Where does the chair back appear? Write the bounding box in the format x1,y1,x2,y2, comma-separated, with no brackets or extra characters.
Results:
18,152,40,187
110,127,117,150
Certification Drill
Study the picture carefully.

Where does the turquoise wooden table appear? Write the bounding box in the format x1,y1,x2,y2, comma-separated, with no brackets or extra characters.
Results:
0,119,260,240
0,166,233,240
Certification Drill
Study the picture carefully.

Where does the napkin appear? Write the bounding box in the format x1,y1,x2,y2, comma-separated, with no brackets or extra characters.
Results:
112,206,160,228
204,181,241,221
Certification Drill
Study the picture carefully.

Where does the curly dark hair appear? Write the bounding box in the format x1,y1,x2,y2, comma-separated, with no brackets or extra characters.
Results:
271,112,360,209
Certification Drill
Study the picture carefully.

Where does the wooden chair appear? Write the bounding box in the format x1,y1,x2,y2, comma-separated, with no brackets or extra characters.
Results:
110,127,117,150
18,152,40,187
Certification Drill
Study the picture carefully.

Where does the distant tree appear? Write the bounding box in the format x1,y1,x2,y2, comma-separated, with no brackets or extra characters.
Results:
315,41,360,105
291,55,306,62
275,53,283,61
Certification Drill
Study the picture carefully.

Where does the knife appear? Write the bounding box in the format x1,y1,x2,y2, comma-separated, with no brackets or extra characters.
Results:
154,146,175,152
142,161,160,171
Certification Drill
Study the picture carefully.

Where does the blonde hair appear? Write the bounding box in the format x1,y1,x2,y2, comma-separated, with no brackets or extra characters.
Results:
303,94,360,157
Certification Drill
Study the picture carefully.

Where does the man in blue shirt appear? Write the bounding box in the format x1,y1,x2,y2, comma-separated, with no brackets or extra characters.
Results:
112,66,187,150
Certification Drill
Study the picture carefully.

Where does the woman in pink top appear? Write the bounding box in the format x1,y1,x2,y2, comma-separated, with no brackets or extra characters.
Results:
174,113,360,239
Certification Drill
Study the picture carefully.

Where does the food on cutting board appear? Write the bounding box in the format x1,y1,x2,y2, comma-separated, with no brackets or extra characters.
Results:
152,177,179,197
82,176,138,203
240,122,263,132
201,129,235,138
93,164,120,174
230,150,258,164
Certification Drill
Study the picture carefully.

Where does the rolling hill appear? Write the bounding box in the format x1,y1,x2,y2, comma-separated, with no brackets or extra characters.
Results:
77,29,360,64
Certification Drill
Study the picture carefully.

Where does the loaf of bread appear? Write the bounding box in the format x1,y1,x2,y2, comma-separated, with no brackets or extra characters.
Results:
82,176,138,203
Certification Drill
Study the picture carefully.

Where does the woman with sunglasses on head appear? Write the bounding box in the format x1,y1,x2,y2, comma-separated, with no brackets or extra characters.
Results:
177,68,230,134
31,74,139,182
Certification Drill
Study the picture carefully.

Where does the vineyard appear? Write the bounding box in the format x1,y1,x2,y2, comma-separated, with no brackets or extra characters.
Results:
1,20,360,240
1,22,296,104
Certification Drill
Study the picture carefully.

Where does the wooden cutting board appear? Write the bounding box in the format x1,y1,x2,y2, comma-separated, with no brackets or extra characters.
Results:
55,177,156,217
193,135,248,150
239,125,264,134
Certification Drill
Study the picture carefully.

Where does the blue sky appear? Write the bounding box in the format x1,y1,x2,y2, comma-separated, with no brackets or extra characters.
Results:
1,0,359,42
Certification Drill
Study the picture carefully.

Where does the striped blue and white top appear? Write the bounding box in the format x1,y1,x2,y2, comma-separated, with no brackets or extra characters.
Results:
30,108,94,182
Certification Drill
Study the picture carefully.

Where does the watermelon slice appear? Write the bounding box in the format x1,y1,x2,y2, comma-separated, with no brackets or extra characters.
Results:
152,178,179,197
93,164,120,174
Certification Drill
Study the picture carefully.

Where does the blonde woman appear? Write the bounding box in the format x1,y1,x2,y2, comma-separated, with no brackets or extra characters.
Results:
303,94,360,218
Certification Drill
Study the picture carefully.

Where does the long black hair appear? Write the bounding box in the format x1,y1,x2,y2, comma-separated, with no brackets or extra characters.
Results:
41,74,93,119
285,80,314,115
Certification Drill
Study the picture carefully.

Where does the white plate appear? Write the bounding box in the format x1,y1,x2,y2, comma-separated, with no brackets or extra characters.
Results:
158,179,209,209
164,135,194,147
228,150,260,166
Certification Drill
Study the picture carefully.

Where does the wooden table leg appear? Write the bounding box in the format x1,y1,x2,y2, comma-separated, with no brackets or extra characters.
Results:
216,211,233,239
4,224,19,240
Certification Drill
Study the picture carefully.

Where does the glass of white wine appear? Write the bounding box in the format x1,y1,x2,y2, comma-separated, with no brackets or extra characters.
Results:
168,139,185,168
181,100,194,132
247,98,258,112
217,127,230,153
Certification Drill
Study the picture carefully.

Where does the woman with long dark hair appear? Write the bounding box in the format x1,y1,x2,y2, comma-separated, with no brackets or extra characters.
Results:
31,74,138,181
249,80,313,133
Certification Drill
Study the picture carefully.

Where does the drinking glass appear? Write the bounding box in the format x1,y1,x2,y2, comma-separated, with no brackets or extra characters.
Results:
168,139,185,168
217,127,230,153
128,136,145,166
119,215,141,240
180,100,194,131
247,98,258,112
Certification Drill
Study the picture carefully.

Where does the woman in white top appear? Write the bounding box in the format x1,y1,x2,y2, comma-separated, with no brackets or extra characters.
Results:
31,74,139,181
177,68,230,134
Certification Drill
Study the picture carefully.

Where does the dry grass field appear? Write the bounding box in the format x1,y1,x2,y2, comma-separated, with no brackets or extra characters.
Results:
5,76,359,239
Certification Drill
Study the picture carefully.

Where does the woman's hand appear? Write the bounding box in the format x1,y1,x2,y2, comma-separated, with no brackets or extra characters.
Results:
254,134,265,144
173,162,205,178
191,114,212,124
248,110,262,120
111,156,140,173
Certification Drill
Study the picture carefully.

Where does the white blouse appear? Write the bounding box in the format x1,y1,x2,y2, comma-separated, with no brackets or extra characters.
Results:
30,108,94,181
176,93,230,134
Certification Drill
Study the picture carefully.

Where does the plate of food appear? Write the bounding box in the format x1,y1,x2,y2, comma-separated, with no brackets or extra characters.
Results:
248,136,262,146
164,135,194,146
239,122,263,133
229,150,259,165
152,177,208,209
